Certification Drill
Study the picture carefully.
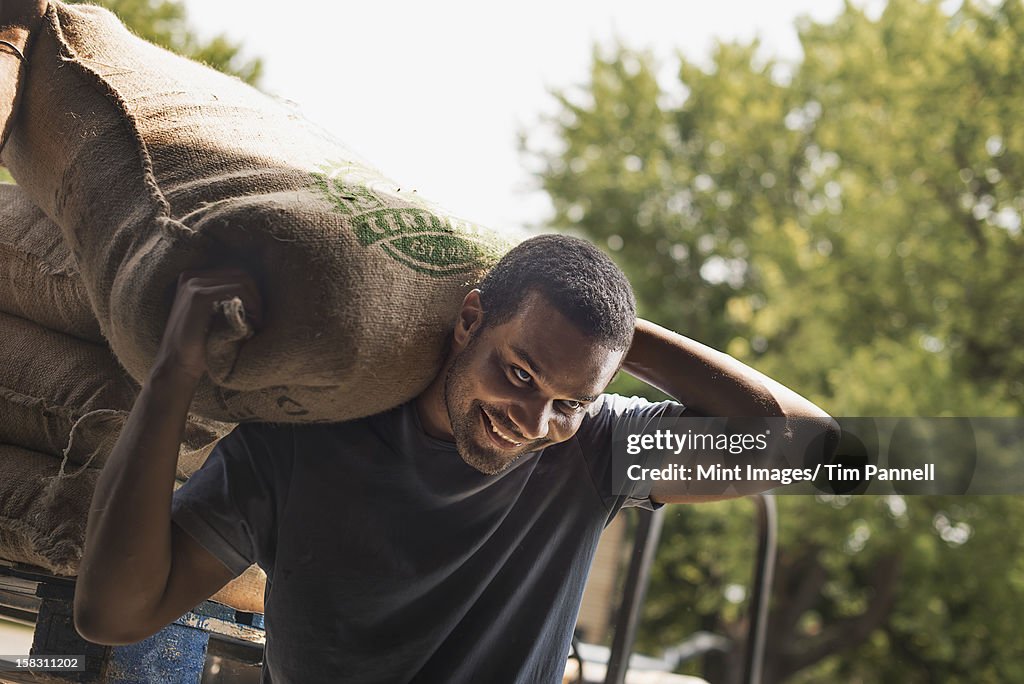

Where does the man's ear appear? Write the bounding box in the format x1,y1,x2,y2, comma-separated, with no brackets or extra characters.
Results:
453,289,485,350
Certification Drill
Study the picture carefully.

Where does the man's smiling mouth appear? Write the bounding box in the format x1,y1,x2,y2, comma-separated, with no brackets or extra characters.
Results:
481,408,522,448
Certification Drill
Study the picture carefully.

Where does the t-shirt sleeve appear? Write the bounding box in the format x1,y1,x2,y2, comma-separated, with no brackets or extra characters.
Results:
574,393,687,519
171,422,290,577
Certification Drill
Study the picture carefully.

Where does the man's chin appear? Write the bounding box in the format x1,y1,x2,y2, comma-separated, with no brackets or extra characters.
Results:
456,443,523,476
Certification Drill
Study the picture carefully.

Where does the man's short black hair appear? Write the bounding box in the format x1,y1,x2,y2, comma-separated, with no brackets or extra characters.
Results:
477,234,636,351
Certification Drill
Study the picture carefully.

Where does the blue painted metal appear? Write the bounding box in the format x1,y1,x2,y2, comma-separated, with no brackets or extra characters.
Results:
191,601,237,621
105,621,210,684
0,565,267,683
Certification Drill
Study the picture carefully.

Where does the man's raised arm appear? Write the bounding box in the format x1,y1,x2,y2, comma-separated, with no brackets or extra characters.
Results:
74,269,261,644
621,318,836,503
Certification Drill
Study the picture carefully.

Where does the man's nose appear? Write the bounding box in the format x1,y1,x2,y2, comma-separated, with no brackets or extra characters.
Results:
508,398,551,441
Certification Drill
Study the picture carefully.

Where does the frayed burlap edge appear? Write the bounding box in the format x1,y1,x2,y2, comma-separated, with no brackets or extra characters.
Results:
46,2,190,239
0,517,82,575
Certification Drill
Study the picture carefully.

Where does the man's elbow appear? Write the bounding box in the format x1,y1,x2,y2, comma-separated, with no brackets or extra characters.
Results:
783,410,841,467
73,594,161,646
776,391,838,445
791,404,839,442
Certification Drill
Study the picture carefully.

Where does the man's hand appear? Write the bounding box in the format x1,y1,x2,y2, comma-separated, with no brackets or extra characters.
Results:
0,0,46,35
1,0,48,145
153,268,263,383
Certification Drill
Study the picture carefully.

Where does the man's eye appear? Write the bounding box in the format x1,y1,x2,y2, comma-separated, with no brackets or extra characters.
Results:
511,366,532,383
559,400,583,412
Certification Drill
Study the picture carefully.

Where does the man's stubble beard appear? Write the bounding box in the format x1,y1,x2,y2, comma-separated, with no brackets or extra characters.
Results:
443,335,528,476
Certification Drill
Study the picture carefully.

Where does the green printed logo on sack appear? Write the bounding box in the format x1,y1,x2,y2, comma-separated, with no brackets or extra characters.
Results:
311,162,511,276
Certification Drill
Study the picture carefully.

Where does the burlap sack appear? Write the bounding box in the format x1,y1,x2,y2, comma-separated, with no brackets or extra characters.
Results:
0,445,266,612
0,183,101,341
0,445,96,575
209,564,266,615
3,1,514,423
0,311,230,479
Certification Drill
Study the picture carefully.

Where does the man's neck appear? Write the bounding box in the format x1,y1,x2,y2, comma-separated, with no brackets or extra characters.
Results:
414,362,454,441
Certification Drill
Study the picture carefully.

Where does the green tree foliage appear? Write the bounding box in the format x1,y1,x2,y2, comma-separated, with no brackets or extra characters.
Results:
529,1,1024,681
69,0,262,84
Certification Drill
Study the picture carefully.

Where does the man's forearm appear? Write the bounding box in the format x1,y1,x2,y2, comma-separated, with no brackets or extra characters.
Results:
625,319,837,503
75,366,199,635
623,318,825,417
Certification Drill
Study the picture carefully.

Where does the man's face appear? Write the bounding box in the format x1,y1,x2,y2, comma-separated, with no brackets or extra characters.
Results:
444,292,626,475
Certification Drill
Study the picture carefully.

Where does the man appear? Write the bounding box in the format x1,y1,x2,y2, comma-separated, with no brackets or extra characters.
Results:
0,0,44,142
74,234,831,682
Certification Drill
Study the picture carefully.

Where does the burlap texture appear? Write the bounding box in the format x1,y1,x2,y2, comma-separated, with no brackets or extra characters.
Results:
209,564,266,615
0,183,102,341
0,311,230,479
0,445,266,611
0,445,96,576
3,1,514,423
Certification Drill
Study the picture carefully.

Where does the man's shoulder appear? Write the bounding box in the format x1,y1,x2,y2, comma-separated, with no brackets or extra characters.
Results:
583,393,687,423
217,409,386,460
565,393,686,458
230,404,400,437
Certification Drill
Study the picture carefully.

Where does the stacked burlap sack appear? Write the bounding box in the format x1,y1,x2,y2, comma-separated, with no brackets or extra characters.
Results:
0,1,515,614
0,183,265,611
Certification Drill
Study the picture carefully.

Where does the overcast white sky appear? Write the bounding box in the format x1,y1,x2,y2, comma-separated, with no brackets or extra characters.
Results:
180,1,859,234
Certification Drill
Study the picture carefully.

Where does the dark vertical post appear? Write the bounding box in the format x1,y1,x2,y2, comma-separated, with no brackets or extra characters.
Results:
31,583,107,682
743,494,777,684
604,507,665,684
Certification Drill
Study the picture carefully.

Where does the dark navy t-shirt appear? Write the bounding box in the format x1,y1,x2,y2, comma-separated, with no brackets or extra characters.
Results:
171,394,684,683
